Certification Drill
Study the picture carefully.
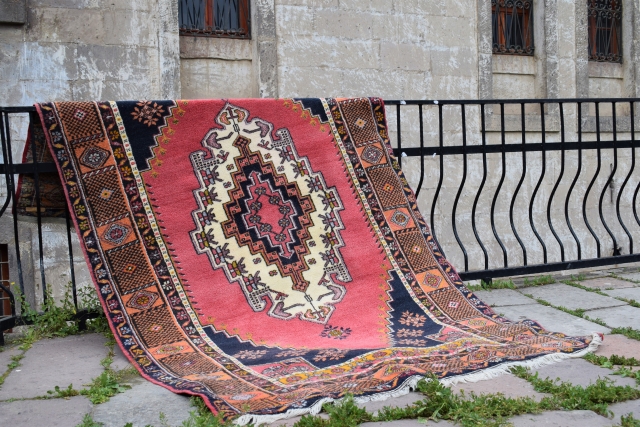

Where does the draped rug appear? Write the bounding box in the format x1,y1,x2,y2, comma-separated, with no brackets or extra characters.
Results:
34,98,598,424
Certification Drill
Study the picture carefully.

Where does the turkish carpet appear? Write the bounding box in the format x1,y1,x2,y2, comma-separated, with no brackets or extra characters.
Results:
35,98,597,423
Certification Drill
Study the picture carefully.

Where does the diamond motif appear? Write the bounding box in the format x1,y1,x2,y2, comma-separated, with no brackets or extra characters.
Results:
73,109,87,121
102,223,130,245
390,210,410,227
80,146,109,169
361,145,383,164
122,263,137,274
100,189,114,200
127,289,158,310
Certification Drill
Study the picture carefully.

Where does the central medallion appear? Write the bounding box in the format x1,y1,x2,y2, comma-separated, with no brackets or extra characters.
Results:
189,102,351,323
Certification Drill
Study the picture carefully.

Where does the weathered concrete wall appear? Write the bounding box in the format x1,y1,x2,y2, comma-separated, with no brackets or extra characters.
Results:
0,0,180,308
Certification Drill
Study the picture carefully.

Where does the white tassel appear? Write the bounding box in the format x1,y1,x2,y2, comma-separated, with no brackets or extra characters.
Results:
233,333,603,426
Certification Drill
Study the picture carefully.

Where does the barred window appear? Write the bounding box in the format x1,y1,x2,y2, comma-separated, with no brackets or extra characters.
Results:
588,0,622,62
492,0,534,56
179,0,250,39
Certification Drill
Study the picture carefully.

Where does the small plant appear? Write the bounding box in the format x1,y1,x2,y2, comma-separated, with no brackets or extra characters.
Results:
610,327,640,341
523,275,556,287
80,369,132,404
467,279,516,291
621,413,640,426
75,414,103,427
47,384,80,399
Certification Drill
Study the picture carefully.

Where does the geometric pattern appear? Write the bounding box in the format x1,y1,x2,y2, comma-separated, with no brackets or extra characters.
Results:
35,98,595,424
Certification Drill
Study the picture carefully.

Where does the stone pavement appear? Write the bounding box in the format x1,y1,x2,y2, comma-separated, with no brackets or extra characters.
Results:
1,267,639,427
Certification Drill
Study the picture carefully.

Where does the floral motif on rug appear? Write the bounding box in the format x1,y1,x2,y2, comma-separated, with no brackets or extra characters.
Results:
34,98,596,424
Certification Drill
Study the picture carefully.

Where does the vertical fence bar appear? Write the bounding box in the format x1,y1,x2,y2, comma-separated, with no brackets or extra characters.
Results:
29,118,48,302
2,112,25,295
617,101,635,253
584,102,602,257
64,207,78,308
566,102,582,259
598,102,619,255
490,103,508,267
548,102,566,261
430,103,445,256
471,103,489,270
509,102,528,265
452,104,468,271
529,102,547,263
631,102,640,233
415,104,425,198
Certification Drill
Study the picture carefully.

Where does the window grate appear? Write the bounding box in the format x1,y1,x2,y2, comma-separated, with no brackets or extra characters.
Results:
179,0,250,39
588,0,622,62
492,0,534,56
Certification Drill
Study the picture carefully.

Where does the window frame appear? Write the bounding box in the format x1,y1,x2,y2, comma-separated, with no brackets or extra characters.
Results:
587,0,622,63
179,0,251,39
491,0,534,56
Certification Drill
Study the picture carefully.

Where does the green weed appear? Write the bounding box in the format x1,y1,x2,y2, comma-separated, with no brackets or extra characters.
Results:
467,279,516,291
610,327,640,341
80,369,132,404
75,414,103,427
47,384,80,399
620,413,640,427
523,275,556,287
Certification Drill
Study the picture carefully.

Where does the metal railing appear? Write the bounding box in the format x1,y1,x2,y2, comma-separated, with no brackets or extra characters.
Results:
2,98,640,342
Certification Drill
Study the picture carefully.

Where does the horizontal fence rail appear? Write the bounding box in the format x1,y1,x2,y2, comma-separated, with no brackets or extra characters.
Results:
2,99,640,341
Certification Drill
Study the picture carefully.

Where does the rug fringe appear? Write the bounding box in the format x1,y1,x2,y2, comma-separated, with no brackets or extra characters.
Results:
234,333,602,426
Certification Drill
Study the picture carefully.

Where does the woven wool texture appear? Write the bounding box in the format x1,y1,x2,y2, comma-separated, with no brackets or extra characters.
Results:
35,98,596,423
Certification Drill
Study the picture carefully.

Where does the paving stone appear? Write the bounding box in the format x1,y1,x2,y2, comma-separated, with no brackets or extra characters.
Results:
496,303,610,337
608,399,640,424
617,271,640,283
0,396,92,427
533,358,637,388
361,420,456,427
507,409,615,426
594,334,640,359
474,289,535,306
519,284,626,310
587,305,640,329
0,333,109,399
91,377,194,427
450,373,548,400
579,277,637,290
604,287,640,301
272,413,329,427
111,342,133,372
0,345,23,373
357,392,425,414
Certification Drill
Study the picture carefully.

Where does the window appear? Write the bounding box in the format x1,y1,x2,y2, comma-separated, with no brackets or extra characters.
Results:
492,0,534,55
588,0,622,62
179,0,250,39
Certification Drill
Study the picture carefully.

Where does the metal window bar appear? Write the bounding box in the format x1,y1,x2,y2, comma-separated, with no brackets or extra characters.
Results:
179,0,251,39
492,0,534,56
588,0,622,62
2,98,640,341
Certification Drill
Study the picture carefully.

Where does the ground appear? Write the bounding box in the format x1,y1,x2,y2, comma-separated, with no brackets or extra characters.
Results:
0,266,639,427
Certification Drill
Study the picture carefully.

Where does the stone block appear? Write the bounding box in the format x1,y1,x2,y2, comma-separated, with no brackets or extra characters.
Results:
279,37,379,69
102,9,156,48
593,334,640,360
605,287,640,301
393,0,446,16
588,62,624,79
111,342,133,371
492,55,536,75
0,345,23,371
276,0,338,6
361,420,456,427
339,0,393,13
533,358,638,388
357,391,424,415
276,5,315,37
493,73,536,99
473,289,535,306
341,68,404,98
0,0,26,24
579,277,636,290
587,305,640,329
616,271,640,282
26,7,105,45
396,13,430,44
180,58,253,99
429,75,476,99
496,303,610,336
0,333,109,399
0,396,93,427
180,35,252,60
277,65,343,97
16,42,78,82
28,0,99,8
76,45,150,81
521,283,627,311
507,410,615,427
92,377,193,427
431,48,475,77
608,400,640,425
314,8,373,39
451,373,548,401
381,42,430,71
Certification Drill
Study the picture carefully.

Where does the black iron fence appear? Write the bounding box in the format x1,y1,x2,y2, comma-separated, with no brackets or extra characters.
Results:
2,98,640,343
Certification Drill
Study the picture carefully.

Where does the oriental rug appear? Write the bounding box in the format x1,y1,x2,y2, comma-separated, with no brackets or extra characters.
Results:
34,98,598,424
